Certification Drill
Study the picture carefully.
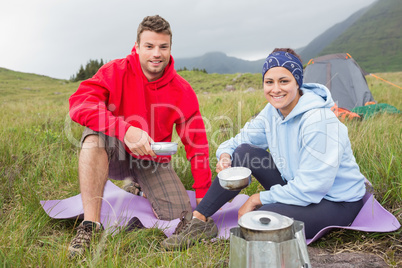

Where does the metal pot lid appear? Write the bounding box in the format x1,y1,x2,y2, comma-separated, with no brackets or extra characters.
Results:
238,211,294,231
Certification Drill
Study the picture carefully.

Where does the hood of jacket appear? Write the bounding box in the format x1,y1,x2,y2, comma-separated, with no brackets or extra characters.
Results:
128,46,177,89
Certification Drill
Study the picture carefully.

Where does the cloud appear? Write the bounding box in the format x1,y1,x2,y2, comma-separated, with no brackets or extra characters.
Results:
0,0,376,79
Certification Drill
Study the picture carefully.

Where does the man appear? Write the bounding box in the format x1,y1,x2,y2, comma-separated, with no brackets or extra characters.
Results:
68,15,216,257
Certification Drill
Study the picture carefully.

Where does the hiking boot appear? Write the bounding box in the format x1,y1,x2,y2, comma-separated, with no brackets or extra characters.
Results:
68,221,103,258
161,211,218,250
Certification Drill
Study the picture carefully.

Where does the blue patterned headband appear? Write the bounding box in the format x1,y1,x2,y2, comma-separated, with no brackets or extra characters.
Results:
262,51,303,88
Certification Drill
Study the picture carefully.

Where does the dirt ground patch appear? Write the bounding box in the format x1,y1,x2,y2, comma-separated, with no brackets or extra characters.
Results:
308,247,388,268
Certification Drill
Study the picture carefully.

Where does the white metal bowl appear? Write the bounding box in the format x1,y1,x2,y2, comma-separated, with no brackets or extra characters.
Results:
218,167,251,191
151,142,178,155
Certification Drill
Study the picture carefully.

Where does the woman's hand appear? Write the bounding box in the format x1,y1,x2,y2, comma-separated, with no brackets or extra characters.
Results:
216,153,232,173
238,193,262,219
124,126,156,157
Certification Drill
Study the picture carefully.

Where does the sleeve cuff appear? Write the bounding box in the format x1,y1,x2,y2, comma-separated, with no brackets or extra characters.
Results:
259,190,273,205
117,122,131,142
216,149,234,161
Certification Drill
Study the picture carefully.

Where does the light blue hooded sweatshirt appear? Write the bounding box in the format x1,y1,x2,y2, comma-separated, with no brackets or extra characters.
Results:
216,83,366,206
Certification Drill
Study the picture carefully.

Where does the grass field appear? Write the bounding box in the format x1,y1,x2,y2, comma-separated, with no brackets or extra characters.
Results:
0,67,401,267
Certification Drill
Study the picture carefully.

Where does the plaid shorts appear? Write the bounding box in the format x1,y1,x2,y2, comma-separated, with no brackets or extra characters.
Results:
81,127,192,221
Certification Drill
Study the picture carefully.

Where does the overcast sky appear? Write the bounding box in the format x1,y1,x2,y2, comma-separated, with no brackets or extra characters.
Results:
0,0,377,80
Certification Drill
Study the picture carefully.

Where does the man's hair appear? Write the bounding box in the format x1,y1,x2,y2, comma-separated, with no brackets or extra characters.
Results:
137,15,172,46
271,48,302,64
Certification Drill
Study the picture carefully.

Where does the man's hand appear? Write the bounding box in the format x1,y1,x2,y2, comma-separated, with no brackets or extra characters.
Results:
124,126,156,157
216,153,232,173
238,193,262,219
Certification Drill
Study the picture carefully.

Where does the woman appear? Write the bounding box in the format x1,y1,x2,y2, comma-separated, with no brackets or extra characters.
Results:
162,48,366,250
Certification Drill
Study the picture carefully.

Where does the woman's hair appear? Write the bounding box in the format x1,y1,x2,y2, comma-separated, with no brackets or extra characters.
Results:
271,48,303,64
137,15,172,45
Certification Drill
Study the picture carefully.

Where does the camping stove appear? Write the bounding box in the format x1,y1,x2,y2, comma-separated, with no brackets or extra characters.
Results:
229,220,310,268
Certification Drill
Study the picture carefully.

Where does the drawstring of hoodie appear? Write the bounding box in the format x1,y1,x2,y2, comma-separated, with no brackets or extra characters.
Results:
154,83,162,134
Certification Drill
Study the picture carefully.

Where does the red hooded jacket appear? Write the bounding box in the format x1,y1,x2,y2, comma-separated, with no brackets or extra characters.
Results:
69,48,211,197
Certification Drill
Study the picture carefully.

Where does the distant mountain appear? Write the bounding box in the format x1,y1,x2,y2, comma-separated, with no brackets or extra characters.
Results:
175,52,264,74
299,5,372,63
317,0,402,73
175,0,401,74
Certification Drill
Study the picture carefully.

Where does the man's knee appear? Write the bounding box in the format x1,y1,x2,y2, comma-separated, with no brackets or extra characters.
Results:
79,134,108,163
81,134,106,149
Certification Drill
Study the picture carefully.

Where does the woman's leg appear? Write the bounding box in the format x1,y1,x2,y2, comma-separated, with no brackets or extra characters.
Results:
231,143,285,189
196,143,284,217
195,176,240,217
258,199,364,239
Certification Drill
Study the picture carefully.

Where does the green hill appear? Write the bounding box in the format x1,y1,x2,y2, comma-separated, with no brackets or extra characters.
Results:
0,67,73,100
318,0,402,73
299,5,372,63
